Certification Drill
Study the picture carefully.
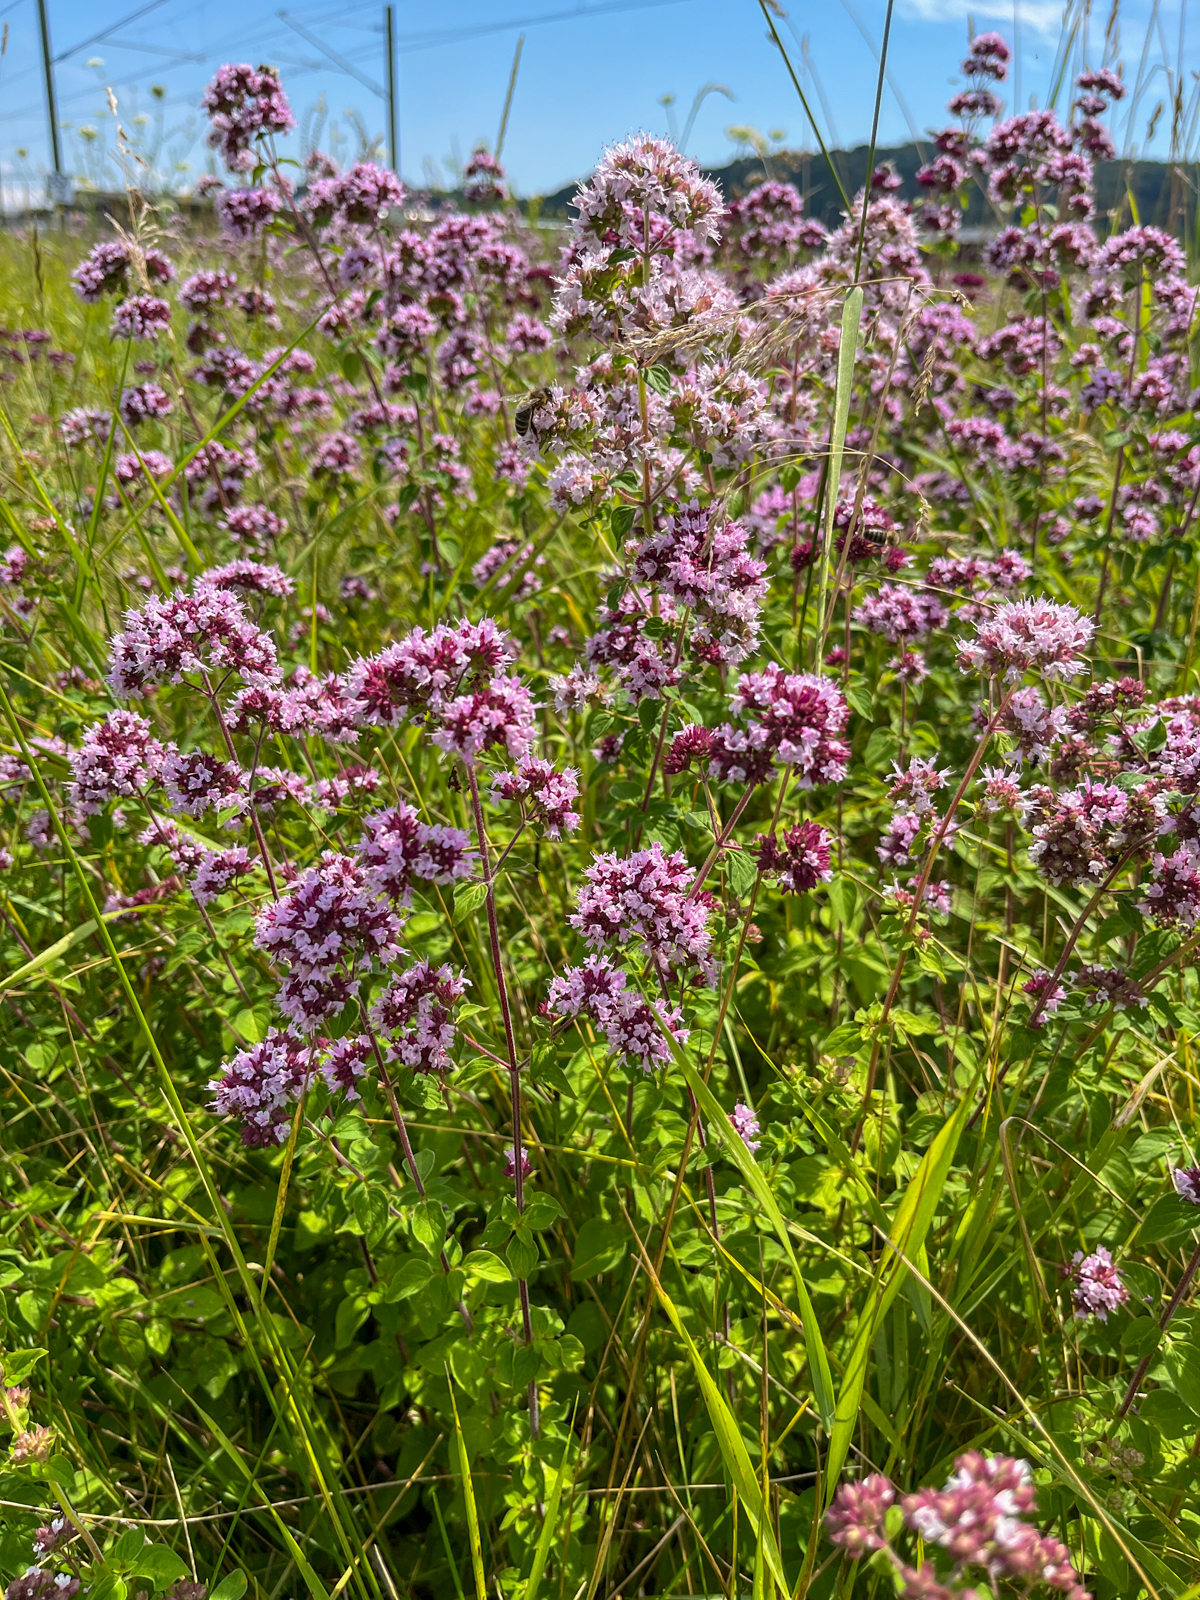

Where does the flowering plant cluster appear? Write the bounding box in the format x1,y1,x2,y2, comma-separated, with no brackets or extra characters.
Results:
2,28,1200,1600
826,1453,1090,1599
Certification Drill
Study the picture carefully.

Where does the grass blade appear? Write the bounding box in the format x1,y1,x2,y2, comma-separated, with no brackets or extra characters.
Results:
630,1239,789,1595
815,284,863,658
0,915,103,991
523,1400,576,1600
172,1383,332,1600
116,418,202,567
660,1022,835,1429
824,1079,977,1496
447,1368,488,1600
524,1401,576,1600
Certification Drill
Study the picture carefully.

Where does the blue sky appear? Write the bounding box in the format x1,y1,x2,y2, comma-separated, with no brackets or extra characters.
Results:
0,0,1193,197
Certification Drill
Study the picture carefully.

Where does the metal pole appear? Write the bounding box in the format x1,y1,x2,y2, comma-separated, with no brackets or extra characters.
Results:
385,4,398,176
35,0,64,186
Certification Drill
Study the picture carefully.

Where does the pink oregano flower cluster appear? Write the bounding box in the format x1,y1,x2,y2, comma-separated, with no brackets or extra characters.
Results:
106,585,280,698
208,1027,317,1147
545,957,687,1075
491,757,581,839
359,803,477,906
628,501,768,665
1023,779,1163,887
571,134,725,252
201,62,295,172
878,756,951,867
666,665,851,789
68,710,165,816
253,851,402,1030
347,617,537,765
1069,1246,1129,1321
137,819,255,908
71,240,174,303
957,598,1094,683
545,843,714,1073
71,581,551,1154
571,842,713,976
753,821,833,893
371,960,470,1073
206,814,477,1131
826,1453,1091,1600
69,239,175,340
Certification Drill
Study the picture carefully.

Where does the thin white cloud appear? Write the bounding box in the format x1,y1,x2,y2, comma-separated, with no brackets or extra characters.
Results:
898,0,1067,36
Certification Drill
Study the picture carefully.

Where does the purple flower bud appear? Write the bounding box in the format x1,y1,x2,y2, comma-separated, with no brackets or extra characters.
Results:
10,1425,53,1465
7,1572,80,1600
730,1101,761,1153
319,1035,374,1102
505,1144,532,1179
754,821,834,894
1070,1245,1129,1321
31,1518,73,1558
119,382,172,427
825,1473,896,1557
1022,969,1067,1023
196,560,295,599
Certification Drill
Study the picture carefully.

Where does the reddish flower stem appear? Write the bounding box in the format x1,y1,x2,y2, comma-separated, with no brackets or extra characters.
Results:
1024,837,1151,1030
365,1027,474,1334
1117,1235,1200,1419
686,780,758,900
201,673,279,900
467,768,539,1438
853,686,1016,1147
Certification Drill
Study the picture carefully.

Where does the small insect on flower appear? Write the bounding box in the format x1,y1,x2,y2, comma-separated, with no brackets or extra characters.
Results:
512,387,553,441
832,497,904,565
859,521,901,554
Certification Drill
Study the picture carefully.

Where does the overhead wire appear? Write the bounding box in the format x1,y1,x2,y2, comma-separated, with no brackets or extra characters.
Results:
277,9,385,96
393,0,694,53
98,40,206,62
0,0,705,174
0,0,281,111
0,0,699,113
0,19,218,128
53,0,174,63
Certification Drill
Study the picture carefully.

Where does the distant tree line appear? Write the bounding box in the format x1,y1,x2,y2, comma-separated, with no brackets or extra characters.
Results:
28,142,1197,250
